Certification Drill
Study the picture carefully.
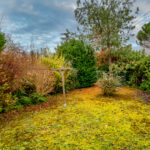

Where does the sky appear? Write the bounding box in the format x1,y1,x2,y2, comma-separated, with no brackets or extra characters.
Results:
0,0,150,52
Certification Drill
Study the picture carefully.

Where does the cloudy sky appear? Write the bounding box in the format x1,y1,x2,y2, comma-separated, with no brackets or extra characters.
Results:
0,0,150,52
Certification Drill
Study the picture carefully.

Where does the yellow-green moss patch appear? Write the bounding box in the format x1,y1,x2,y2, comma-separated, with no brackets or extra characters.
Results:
0,87,150,150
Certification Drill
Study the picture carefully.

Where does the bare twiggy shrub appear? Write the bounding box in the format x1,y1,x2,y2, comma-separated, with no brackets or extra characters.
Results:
24,65,56,95
0,50,29,92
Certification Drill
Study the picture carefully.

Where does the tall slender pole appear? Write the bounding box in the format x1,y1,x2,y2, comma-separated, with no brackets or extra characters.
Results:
61,70,66,107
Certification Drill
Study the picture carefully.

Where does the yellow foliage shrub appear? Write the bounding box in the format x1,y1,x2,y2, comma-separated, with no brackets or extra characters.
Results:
40,55,77,92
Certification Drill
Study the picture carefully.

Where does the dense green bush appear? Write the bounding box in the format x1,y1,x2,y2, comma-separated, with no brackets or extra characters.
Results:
16,92,47,106
99,73,121,96
17,96,32,106
30,93,47,104
127,56,150,92
56,39,97,88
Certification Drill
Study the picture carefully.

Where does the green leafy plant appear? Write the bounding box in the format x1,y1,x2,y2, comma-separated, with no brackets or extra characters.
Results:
17,97,32,106
30,93,47,104
16,93,47,106
99,73,121,96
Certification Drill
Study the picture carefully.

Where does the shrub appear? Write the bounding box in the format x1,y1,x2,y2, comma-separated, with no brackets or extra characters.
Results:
128,56,150,92
97,45,144,84
0,50,28,112
56,39,97,88
30,93,47,104
16,93,47,106
23,64,56,95
99,73,121,96
17,97,32,106
0,83,18,112
0,50,26,92
40,55,78,93
0,92,18,113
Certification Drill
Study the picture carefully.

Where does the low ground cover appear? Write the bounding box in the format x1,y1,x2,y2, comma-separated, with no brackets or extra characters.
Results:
0,86,150,150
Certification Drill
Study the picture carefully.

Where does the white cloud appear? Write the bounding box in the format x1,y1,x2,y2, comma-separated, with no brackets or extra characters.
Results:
53,1,77,11
135,0,150,13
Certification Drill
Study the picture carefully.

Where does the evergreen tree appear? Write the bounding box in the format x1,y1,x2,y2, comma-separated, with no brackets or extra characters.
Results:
0,32,6,52
137,22,150,49
57,39,97,88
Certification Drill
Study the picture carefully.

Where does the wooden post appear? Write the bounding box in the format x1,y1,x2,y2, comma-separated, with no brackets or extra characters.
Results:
26,66,73,107
61,70,67,107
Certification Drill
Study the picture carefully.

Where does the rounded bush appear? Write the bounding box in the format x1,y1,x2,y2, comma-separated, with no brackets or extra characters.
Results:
99,73,121,96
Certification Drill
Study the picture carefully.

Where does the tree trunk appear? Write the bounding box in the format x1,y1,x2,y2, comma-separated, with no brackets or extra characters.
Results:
108,55,112,73
108,46,112,73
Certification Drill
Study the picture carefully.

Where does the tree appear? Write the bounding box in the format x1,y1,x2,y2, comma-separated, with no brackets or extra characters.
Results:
74,0,138,71
61,29,76,42
137,22,150,48
56,39,97,88
0,32,6,52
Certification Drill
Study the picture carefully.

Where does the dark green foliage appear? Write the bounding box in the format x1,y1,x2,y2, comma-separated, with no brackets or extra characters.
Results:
140,79,150,92
0,32,6,52
65,70,79,91
111,46,144,82
97,65,109,79
13,88,47,108
30,93,47,104
16,93,47,106
137,22,150,48
13,89,27,99
57,39,97,88
17,97,32,106
128,56,150,92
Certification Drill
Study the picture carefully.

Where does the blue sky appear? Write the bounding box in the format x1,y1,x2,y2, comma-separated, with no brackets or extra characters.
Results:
0,0,150,52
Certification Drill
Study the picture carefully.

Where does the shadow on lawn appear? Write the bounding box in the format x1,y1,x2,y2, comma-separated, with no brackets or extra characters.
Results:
0,95,62,124
95,93,136,102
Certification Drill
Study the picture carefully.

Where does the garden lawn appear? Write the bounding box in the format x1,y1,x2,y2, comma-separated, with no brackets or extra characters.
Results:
0,87,150,150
